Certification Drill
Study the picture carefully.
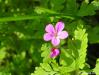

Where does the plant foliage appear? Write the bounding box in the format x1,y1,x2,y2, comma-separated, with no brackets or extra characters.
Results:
0,0,99,75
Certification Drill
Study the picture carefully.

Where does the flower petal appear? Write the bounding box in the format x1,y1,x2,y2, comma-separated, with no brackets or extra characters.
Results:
50,49,60,58
51,37,60,46
58,31,68,39
55,21,64,32
45,24,55,33
43,33,53,41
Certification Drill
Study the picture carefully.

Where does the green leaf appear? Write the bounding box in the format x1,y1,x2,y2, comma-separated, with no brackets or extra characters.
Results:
40,63,52,72
60,48,75,66
34,7,74,20
59,47,76,74
50,60,59,72
32,66,49,75
32,63,59,75
66,20,88,69
93,59,99,75
65,21,78,36
41,43,51,62
74,22,88,69
80,72,88,75
59,21,88,74
59,61,76,73
77,1,96,16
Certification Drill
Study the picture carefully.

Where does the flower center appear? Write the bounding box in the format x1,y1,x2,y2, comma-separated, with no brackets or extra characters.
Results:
54,31,57,37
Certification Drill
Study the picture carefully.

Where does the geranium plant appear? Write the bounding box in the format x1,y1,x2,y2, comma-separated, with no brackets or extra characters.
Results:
0,0,99,75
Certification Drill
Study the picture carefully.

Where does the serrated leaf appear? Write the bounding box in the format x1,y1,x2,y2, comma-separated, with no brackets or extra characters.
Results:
50,60,59,72
77,1,96,16
74,23,88,69
41,43,51,62
33,67,48,75
32,63,59,75
66,21,88,69
40,63,52,72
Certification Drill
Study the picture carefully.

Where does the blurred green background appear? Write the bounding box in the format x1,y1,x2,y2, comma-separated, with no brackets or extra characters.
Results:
0,0,99,75
0,0,45,75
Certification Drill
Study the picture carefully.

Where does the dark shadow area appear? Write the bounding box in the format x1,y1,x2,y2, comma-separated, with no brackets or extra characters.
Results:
86,43,99,75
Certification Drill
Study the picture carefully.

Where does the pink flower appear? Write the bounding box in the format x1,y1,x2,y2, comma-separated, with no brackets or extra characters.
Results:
44,21,68,46
50,48,60,58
